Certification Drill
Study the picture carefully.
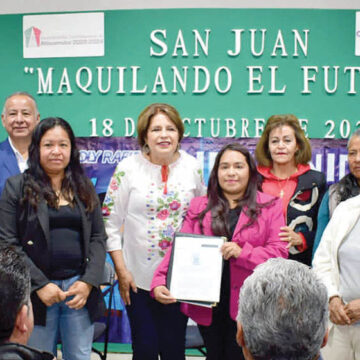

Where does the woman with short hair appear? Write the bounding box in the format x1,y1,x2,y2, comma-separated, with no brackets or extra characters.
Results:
103,103,205,360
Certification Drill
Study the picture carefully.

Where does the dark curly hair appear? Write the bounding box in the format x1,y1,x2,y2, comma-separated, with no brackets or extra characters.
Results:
198,143,274,238
22,117,98,212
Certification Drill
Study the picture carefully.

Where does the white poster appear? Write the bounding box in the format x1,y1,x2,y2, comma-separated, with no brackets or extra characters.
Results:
23,12,104,58
356,12,360,56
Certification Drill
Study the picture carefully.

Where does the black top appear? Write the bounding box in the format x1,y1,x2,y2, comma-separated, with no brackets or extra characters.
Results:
228,206,242,237
0,173,107,326
48,204,83,280
218,206,242,309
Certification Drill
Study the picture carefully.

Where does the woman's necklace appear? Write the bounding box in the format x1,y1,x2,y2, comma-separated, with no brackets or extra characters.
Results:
277,177,290,198
272,165,297,199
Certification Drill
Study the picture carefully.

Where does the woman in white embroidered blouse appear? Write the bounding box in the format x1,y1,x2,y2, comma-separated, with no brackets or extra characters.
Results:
103,103,205,360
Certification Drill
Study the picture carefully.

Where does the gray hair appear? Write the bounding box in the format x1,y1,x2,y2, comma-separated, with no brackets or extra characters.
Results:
347,129,360,149
0,245,31,343
237,258,328,360
2,91,39,117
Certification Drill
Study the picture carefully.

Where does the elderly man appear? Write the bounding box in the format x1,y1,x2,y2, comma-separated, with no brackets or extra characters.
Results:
0,246,54,359
0,91,39,194
237,258,328,360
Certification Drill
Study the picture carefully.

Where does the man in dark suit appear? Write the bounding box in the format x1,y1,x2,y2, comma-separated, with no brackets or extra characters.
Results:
0,92,39,195
237,258,328,360
0,245,54,359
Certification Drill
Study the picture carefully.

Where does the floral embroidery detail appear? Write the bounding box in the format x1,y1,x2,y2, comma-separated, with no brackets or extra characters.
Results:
156,224,176,255
197,168,204,184
162,225,174,238
159,239,171,251
157,209,170,220
102,170,125,221
169,200,180,210
146,189,186,258
109,178,119,191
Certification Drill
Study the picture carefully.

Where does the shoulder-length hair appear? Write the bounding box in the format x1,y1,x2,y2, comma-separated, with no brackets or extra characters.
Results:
255,114,312,167
137,103,184,148
22,117,98,212
198,143,272,238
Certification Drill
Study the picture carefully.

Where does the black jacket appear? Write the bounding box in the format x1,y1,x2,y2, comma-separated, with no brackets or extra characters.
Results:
0,174,107,325
0,343,54,360
260,169,327,266
285,170,326,265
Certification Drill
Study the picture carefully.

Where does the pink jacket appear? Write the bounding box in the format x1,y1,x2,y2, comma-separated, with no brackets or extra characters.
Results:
151,191,288,325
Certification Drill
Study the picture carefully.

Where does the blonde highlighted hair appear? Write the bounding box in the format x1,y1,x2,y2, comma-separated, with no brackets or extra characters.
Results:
255,114,312,167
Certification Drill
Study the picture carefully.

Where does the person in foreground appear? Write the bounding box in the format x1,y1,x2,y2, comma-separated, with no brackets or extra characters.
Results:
152,143,288,360
313,193,360,359
0,245,54,360
237,258,329,360
0,117,107,360
312,129,360,257
0,91,40,195
255,114,326,266
103,103,205,359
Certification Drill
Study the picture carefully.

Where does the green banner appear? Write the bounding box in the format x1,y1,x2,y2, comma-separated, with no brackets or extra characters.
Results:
0,8,359,139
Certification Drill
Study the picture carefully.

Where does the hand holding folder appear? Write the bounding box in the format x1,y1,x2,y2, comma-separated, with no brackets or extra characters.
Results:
166,232,226,307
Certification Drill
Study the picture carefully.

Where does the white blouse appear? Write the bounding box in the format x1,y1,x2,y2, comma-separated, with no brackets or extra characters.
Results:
103,150,206,290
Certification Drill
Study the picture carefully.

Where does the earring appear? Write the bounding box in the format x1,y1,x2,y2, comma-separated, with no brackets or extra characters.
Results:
143,143,150,154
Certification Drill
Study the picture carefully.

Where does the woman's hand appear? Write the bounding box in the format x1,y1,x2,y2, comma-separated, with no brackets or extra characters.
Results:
329,296,351,325
221,242,242,260
36,283,67,307
344,299,360,324
117,269,137,306
65,281,92,310
279,226,302,248
153,285,176,305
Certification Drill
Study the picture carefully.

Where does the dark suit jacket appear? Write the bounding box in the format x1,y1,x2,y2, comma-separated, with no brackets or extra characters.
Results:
0,342,54,360
0,174,107,325
0,139,20,196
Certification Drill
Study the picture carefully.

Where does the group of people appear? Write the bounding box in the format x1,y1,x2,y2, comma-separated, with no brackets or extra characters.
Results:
102,104,328,360
0,92,357,360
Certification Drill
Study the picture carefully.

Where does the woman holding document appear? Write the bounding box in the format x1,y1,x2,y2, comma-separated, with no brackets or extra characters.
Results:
103,103,205,360
152,143,288,360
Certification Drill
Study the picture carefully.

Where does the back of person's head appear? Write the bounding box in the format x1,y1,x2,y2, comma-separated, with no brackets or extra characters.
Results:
0,246,31,343
237,258,328,360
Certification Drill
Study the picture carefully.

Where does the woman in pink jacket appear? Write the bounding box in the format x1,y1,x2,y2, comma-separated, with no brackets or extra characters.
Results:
151,143,288,360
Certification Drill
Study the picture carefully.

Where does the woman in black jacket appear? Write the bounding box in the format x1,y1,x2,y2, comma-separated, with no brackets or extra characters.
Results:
255,114,326,266
0,117,106,360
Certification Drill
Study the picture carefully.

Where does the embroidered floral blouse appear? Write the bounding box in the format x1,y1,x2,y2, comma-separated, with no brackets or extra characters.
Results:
103,150,206,291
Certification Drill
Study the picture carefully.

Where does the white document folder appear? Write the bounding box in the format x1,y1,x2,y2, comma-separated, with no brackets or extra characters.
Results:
167,232,226,307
